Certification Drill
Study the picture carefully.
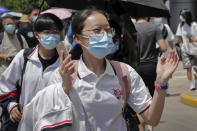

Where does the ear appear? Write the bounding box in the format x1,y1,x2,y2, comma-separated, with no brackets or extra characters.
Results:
73,34,82,44
34,32,39,40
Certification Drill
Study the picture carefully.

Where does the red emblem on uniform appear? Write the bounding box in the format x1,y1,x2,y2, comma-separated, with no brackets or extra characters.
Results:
112,89,122,99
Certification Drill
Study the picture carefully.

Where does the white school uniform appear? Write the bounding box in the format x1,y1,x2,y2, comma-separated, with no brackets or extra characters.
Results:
176,22,197,55
0,46,60,112
18,57,152,131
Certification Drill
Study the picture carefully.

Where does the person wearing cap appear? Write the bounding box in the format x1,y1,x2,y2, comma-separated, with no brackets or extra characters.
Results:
18,4,39,48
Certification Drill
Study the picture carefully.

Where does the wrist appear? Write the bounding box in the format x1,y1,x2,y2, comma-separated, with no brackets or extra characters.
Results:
8,102,19,113
155,82,168,90
62,83,72,95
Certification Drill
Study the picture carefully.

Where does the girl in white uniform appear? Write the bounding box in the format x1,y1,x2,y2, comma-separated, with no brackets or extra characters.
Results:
18,8,179,131
176,9,197,90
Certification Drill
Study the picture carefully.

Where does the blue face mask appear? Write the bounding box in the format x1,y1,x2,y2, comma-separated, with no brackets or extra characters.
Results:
110,43,119,54
154,18,163,25
39,34,60,50
32,15,38,23
5,24,15,34
84,32,115,59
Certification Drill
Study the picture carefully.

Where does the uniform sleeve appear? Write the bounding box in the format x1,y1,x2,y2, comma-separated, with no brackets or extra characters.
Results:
155,26,163,41
165,24,175,42
0,50,24,110
18,83,72,131
126,65,152,114
176,23,182,36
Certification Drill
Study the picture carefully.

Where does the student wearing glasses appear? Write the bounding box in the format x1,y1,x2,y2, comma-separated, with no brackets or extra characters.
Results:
18,8,179,131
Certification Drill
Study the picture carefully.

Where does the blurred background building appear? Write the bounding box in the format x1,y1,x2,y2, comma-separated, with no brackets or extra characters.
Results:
169,0,197,33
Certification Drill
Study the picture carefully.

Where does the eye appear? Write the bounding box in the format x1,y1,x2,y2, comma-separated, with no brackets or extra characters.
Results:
106,28,113,34
93,28,102,34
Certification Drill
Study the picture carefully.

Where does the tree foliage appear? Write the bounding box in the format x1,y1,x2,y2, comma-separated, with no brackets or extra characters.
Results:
0,0,48,31
0,0,48,14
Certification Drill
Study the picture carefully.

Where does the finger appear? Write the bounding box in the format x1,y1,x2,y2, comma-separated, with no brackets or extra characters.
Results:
12,112,19,122
14,109,22,121
166,50,173,63
68,64,75,75
160,56,166,64
60,50,66,65
19,105,23,114
62,60,75,74
169,51,175,64
172,53,178,65
10,115,16,123
61,55,72,71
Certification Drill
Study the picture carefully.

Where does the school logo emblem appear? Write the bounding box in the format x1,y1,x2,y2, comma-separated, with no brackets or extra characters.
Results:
112,89,122,99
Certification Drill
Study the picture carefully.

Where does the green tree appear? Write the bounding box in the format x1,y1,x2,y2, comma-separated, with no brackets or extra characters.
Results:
0,0,48,14
0,0,48,31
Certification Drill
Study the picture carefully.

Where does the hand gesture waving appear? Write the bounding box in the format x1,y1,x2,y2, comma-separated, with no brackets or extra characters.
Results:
59,50,75,95
156,50,179,85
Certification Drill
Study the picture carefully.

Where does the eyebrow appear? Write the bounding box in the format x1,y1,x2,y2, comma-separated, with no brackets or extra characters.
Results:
89,24,110,28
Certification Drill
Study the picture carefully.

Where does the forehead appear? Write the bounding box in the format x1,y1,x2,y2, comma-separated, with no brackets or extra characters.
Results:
3,18,15,24
31,9,39,15
83,12,109,28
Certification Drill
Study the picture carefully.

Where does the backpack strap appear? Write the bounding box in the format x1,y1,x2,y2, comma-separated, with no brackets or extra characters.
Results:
16,33,24,49
17,48,35,101
110,61,131,110
0,32,4,45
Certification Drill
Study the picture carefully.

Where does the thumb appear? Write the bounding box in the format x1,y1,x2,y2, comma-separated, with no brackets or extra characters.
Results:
19,104,23,113
159,56,166,64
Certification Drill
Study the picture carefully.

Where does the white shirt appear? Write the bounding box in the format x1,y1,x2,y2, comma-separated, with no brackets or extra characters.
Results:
176,22,197,55
19,57,152,131
0,46,60,112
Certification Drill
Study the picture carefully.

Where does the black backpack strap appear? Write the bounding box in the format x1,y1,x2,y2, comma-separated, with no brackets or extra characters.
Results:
16,33,24,49
0,32,4,45
17,47,35,101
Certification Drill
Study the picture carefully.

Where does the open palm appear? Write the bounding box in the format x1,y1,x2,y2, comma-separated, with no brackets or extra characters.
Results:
156,50,179,85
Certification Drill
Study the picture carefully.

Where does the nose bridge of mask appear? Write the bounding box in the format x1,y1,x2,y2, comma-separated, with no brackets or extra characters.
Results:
89,31,108,44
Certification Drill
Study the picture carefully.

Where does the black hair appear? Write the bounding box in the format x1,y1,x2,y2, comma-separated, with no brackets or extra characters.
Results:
180,9,193,27
27,4,40,14
108,19,121,37
72,8,107,35
135,17,149,22
2,15,16,25
34,13,63,33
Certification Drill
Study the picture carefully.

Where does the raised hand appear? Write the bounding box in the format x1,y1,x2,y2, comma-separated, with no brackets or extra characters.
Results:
59,50,75,95
156,50,179,85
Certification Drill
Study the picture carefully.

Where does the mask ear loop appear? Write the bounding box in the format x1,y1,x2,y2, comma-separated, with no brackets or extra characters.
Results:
76,34,89,48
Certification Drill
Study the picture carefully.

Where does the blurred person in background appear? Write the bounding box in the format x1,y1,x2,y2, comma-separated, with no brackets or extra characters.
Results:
176,9,197,90
18,4,39,48
0,13,62,131
0,15,28,76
